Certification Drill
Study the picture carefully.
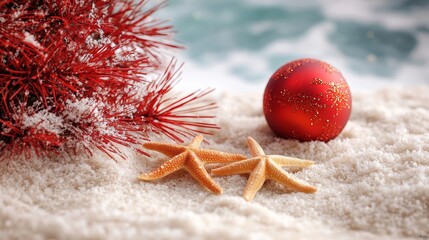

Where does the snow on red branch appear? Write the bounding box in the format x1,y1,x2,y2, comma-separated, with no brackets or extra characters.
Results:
0,0,217,160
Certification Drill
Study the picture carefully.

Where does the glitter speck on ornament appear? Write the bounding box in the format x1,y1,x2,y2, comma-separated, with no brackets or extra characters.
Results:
263,58,352,142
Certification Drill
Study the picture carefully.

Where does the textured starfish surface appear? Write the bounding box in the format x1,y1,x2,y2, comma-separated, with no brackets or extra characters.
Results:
139,135,246,194
211,137,317,201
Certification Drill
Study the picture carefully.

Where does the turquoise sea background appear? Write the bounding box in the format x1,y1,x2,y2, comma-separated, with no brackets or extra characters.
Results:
158,0,429,91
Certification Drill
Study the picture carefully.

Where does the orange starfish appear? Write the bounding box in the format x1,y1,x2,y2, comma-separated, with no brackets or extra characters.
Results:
139,135,246,194
212,137,317,201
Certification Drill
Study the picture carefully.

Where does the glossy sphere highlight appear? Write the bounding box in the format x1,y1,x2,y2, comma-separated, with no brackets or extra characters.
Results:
263,59,352,142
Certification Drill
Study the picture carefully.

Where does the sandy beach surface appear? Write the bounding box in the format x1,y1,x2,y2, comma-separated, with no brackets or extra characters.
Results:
1,87,428,240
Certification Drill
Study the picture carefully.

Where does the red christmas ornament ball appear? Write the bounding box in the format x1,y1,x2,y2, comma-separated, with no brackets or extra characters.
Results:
263,58,352,142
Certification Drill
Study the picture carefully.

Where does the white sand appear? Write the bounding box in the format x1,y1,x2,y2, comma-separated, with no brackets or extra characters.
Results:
1,87,428,240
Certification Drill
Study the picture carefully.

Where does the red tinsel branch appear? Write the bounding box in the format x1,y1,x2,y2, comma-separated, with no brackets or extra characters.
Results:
0,0,218,161
134,60,219,142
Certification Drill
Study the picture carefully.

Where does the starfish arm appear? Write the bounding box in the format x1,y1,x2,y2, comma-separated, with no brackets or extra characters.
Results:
267,162,317,193
243,160,267,201
187,152,223,194
188,134,204,149
211,157,261,176
195,149,246,164
143,142,187,157
138,152,187,181
247,137,265,157
270,155,314,167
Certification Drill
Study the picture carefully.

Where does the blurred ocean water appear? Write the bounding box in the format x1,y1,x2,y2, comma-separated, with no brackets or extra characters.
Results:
157,0,429,92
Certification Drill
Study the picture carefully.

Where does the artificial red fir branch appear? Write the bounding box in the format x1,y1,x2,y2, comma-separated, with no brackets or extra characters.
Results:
0,0,217,160
134,60,219,143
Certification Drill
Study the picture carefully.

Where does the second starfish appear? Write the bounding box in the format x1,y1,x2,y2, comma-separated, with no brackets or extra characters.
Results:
212,137,317,201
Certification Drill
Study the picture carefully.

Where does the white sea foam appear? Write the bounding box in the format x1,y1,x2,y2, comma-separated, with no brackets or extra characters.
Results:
171,0,429,93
